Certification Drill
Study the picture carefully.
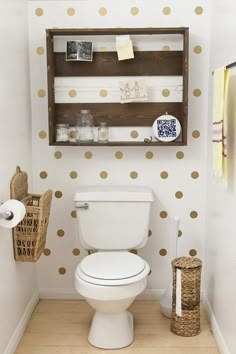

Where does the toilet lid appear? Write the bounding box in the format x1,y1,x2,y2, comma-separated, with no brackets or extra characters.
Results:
79,252,146,280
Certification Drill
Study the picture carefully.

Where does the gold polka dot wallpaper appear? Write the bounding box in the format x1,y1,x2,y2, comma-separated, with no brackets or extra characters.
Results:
29,0,208,296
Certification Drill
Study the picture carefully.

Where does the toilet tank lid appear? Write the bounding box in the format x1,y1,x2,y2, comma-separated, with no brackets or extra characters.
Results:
74,186,154,202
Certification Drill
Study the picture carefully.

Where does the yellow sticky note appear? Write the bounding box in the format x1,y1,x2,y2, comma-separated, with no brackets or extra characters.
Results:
116,35,134,61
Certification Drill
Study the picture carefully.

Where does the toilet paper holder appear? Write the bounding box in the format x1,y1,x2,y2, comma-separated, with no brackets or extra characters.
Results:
0,209,14,221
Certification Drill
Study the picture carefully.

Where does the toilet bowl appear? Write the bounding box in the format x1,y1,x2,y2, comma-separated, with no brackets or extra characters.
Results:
75,251,150,349
74,187,154,349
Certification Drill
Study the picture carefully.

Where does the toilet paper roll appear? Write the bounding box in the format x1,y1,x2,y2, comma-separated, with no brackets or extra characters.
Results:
0,199,26,228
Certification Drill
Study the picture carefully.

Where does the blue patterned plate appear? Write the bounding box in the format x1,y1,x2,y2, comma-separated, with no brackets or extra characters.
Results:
152,114,181,142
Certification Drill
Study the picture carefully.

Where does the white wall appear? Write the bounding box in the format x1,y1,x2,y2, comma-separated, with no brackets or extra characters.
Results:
0,0,38,352
205,2,236,354
28,0,211,299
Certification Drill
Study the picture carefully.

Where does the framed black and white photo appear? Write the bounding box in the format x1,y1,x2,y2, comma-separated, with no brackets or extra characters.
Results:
66,41,93,62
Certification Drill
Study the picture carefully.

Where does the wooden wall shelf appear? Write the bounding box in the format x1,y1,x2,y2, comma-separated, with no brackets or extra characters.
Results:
46,27,189,146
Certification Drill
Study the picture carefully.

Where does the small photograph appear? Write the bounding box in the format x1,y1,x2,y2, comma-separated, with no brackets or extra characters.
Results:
66,41,93,62
66,41,78,61
77,41,93,62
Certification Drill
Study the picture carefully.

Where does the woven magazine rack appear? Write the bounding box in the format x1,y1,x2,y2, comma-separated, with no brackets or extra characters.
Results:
171,257,202,337
10,166,52,262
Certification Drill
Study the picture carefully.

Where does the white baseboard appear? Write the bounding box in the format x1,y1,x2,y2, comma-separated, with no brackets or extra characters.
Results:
138,289,164,300
202,292,230,354
39,288,163,300
4,291,39,354
39,288,83,299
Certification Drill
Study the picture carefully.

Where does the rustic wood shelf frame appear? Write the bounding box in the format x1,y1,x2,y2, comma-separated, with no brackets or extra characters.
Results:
46,27,189,146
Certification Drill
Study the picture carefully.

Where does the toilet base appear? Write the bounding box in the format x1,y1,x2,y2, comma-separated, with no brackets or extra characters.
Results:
88,310,134,349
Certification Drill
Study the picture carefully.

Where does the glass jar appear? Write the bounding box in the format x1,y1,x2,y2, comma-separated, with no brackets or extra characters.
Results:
79,109,94,142
56,124,69,142
98,122,109,143
75,113,81,142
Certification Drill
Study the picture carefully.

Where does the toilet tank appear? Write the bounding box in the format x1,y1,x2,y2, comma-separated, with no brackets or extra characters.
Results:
74,187,154,250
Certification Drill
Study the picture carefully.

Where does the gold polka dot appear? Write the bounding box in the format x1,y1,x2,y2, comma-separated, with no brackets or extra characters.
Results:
176,151,184,159
145,151,153,159
159,248,167,256
71,210,77,219
130,130,139,139
36,47,44,55
72,248,80,256
84,151,93,159
160,211,168,219
190,211,198,219
69,131,76,139
35,8,43,16
55,191,63,199
192,130,200,139
130,171,138,179
195,6,203,15
58,267,66,275
178,230,182,237
100,89,108,97
100,171,108,179
160,171,168,179
40,171,47,179
70,171,78,179
38,89,45,98
68,89,77,98
131,7,139,16
57,229,64,237
163,6,171,15
100,47,108,52
189,249,197,257
194,45,202,54
67,7,75,16
191,171,199,179
162,45,170,51
193,89,201,97
43,248,51,256
148,229,152,237
129,249,138,255
39,131,47,139
54,151,62,159
99,7,107,16
162,89,170,97
175,191,183,199
115,151,123,159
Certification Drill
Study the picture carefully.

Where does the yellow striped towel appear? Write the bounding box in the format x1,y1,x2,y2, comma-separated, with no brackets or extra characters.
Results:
212,67,229,185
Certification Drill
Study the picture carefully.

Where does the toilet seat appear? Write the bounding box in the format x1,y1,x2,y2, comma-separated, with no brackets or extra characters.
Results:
76,252,150,286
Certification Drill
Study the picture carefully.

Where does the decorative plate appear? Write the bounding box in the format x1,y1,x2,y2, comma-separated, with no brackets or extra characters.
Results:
152,114,181,142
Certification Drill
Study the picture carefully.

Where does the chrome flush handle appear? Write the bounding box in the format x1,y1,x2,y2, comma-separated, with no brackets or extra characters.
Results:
76,203,89,210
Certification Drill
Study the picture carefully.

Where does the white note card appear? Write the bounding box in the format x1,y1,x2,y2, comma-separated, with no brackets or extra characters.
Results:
116,35,134,61
176,269,182,317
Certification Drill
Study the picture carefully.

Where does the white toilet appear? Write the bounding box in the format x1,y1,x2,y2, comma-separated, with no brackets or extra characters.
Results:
74,186,154,349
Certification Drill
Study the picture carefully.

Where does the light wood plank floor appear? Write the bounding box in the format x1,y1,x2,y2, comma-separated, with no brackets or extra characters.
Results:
15,300,220,354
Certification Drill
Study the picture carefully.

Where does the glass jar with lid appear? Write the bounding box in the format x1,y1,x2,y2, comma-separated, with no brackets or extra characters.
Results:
98,122,109,143
79,109,94,142
56,124,69,142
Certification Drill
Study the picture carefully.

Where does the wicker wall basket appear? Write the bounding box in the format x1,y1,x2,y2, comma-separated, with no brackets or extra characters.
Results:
171,257,202,337
10,166,52,262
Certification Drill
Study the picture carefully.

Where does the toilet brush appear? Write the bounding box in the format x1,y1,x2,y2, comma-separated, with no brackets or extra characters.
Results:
160,215,180,318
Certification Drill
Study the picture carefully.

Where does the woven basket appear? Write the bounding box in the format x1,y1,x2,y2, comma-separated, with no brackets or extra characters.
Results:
171,257,202,337
10,166,52,262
